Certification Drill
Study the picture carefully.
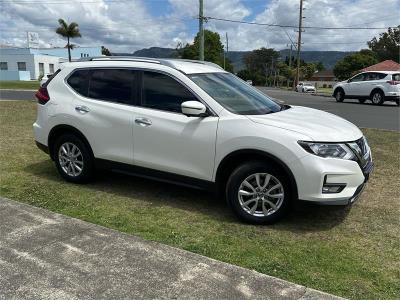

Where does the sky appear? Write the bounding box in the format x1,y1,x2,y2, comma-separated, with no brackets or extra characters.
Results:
0,0,399,53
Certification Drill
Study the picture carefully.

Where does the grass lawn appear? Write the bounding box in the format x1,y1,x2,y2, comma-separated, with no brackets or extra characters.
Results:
0,80,39,90
0,101,399,299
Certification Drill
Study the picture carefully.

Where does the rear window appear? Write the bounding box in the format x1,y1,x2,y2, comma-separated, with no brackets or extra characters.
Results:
392,74,400,81
67,69,90,96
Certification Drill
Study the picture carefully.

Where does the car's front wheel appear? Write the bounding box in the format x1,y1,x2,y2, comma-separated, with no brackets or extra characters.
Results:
334,89,345,102
54,134,94,183
226,161,291,224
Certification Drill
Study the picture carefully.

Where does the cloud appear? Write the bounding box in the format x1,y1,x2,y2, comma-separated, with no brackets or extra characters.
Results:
0,0,398,52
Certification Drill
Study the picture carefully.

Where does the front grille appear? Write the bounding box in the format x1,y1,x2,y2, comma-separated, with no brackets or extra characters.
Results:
347,137,371,169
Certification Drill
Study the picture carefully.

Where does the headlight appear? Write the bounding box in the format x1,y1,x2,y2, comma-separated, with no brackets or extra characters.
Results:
298,141,355,160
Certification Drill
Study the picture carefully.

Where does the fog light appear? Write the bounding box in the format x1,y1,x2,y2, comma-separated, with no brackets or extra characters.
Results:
322,184,346,194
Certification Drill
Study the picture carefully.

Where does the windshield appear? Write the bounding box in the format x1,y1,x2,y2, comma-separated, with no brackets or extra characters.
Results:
188,72,282,115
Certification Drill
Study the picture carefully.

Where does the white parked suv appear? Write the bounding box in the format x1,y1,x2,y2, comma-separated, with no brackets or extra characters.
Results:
33,57,373,224
333,71,400,105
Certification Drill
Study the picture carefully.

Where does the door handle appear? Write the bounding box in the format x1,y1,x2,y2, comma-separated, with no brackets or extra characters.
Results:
75,105,90,114
135,117,152,127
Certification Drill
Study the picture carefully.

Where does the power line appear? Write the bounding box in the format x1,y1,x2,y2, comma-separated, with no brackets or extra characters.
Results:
204,16,396,30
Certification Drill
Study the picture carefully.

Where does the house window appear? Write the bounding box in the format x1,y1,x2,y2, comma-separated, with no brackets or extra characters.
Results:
17,62,26,71
49,64,55,73
39,63,44,76
0,62,7,70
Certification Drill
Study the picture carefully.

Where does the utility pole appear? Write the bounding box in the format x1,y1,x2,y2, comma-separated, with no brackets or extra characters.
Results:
223,32,229,70
295,0,304,88
287,43,293,88
199,0,204,61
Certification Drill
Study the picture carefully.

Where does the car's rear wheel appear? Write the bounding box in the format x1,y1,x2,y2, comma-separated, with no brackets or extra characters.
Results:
371,90,384,105
226,161,291,224
334,89,344,102
358,99,366,104
54,134,94,183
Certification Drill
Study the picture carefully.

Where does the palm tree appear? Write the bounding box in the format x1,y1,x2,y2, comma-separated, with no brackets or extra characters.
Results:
56,19,81,62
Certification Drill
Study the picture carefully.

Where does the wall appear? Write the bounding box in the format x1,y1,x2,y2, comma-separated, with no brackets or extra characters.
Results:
32,55,60,79
0,53,35,79
0,70,31,81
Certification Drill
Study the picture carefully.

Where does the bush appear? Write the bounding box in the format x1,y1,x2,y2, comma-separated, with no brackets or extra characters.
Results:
323,84,327,88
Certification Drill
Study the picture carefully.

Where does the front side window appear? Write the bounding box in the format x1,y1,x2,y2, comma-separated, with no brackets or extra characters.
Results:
0,62,7,70
88,69,134,105
142,71,195,113
188,72,282,115
350,73,365,82
17,62,26,71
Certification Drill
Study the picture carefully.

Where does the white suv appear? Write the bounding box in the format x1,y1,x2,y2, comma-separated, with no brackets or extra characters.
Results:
333,71,400,105
33,57,373,224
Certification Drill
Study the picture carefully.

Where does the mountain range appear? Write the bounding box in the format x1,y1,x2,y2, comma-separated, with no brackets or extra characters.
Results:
113,47,353,71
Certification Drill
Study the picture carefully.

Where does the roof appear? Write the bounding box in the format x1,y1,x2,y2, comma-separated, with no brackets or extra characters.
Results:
361,60,400,72
310,70,335,79
75,56,225,74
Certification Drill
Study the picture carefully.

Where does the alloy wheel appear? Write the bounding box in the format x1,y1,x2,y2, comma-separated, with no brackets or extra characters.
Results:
238,173,284,217
58,142,84,177
372,92,382,104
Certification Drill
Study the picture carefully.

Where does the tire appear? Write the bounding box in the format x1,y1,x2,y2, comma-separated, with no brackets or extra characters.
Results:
371,90,384,105
334,89,345,102
358,99,366,104
53,134,94,183
395,99,399,106
226,161,292,224
302,88,305,93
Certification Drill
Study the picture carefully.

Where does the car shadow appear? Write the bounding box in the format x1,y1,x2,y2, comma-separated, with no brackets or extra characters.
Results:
328,99,398,107
25,160,350,232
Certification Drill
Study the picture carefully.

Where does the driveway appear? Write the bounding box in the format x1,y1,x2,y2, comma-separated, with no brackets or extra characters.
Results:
258,88,400,131
0,197,342,300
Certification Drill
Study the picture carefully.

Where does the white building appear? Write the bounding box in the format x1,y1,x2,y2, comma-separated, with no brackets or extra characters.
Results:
0,47,102,80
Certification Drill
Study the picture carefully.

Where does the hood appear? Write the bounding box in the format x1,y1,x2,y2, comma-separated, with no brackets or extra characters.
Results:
247,106,363,142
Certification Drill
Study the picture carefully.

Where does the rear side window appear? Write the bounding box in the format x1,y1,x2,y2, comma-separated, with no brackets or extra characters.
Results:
88,69,135,105
67,69,90,96
141,71,195,113
392,74,400,81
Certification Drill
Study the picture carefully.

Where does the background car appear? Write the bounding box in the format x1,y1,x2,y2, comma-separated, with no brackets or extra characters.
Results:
333,71,400,106
296,82,316,93
246,79,253,85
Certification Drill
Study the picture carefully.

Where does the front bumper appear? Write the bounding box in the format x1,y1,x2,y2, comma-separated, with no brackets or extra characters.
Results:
292,149,373,205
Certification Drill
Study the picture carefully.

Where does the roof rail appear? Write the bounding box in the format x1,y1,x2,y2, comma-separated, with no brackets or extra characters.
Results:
78,56,162,64
75,56,224,72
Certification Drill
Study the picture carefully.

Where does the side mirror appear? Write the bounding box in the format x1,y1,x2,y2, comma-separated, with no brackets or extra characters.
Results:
181,101,207,117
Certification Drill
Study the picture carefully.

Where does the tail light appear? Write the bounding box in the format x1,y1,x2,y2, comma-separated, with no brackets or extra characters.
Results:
35,87,50,105
386,80,400,85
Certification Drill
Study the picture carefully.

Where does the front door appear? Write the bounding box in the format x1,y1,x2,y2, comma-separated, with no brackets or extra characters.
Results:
345,73,365,96
132,71,218,181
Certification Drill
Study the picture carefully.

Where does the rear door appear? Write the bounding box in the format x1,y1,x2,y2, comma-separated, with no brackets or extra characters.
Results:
68,68,138,164
132,70,219,181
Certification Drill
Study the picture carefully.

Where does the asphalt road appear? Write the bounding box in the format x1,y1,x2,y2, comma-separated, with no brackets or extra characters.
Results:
1,88,399,130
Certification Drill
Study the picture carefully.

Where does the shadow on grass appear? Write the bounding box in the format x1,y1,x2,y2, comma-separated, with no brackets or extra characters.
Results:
25,160,350,232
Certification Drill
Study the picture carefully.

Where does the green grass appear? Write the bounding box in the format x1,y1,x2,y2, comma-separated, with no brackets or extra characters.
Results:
1,101,399,299
0,80,39,90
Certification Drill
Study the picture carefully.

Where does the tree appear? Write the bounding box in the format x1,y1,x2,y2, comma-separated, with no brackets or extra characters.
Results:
333,49,378,80
315,61,325,71
244,47,279,75
177,30,233,71
56,19,82,62
368,26,400,63
101,46,111,56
